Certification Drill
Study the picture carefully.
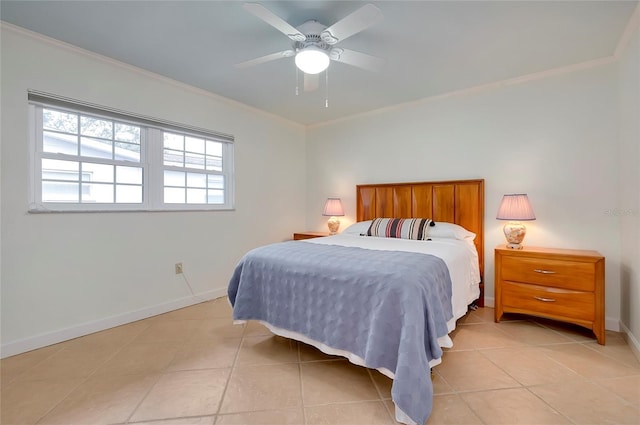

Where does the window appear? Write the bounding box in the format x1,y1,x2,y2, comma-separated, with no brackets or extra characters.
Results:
28,92,234,212
38,108,143,205
162,132,225,205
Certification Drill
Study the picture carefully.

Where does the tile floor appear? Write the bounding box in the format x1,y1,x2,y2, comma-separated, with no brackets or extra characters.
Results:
2,298,639,425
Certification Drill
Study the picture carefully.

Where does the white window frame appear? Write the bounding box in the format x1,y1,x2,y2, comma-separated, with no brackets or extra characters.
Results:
28,92,235,212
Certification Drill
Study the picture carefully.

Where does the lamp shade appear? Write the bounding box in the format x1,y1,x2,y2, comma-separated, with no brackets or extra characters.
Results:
295,47,330,74
496,194,536,221
322,198,344,216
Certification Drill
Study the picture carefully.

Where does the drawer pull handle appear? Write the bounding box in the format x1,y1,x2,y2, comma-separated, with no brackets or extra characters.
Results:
533,269,557,274
534,296,556,302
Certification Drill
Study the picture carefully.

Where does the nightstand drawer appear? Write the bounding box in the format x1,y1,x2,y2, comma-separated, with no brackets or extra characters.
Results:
502,281,594,322
501,256,595,291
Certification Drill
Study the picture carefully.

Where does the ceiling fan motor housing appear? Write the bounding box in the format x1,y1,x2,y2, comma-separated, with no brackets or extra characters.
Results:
295,36,329,53
294,20,331,53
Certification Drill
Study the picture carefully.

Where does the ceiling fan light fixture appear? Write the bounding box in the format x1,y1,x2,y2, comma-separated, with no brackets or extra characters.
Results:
295,46,330,74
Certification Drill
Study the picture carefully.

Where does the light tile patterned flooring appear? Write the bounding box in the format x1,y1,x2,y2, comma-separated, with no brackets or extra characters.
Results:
2,298,639,425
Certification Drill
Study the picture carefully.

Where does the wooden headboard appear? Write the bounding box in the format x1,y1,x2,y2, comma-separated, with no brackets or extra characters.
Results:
356,179,485,305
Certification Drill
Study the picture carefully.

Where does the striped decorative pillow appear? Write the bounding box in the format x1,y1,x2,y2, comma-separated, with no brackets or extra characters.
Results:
366,218,434,240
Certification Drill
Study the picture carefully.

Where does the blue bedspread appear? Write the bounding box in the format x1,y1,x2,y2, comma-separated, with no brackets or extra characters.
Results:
228,240,453,425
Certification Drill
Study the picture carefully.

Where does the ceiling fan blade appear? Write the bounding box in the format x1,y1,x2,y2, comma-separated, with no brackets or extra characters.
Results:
235,50,294,69
304,73,319,92
243,3,306,42
330,48,385,72
321,3,382,45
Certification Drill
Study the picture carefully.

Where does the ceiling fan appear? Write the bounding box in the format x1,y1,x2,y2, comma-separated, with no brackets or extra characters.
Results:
236,3,385,92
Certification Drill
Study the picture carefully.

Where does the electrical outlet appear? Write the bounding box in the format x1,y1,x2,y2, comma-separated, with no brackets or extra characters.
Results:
175,262,183,274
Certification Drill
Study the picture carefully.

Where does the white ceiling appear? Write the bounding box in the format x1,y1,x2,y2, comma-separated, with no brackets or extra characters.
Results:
1,1,637,125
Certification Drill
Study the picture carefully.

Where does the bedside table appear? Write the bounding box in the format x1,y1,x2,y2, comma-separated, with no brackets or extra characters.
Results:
293,231,331,240
494,245,605,344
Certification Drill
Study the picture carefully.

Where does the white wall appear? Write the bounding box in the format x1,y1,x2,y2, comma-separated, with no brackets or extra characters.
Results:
0,24,306,357
305,64,623,329
617,24,640,348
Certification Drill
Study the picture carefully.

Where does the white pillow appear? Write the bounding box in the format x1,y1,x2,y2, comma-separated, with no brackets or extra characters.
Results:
342,220,373,235
427,222,476,241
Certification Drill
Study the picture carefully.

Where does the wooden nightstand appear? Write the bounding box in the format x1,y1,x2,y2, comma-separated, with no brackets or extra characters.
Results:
494,245,605,344
293,231,331,240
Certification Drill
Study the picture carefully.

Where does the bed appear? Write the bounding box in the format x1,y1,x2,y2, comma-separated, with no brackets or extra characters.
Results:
228,179,484,425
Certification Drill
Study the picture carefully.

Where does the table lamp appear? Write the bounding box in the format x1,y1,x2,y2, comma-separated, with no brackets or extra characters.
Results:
496,194,536,249
322,198,344,235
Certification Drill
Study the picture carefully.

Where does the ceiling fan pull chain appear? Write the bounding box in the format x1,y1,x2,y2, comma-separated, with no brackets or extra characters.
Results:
295,68,300,96
325,68,329,108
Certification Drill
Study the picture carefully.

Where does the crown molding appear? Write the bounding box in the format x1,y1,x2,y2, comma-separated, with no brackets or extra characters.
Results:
309,3,639,128
309,56,616,129
0,21,304,130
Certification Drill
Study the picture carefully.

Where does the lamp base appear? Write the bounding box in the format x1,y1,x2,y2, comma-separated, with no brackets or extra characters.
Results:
503,221,527,249
327,216,341,235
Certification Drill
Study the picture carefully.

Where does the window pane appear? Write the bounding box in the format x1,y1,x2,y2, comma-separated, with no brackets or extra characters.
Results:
43,181,79,202
116,166,142,184
81,116,113,139
164,133,183,150
206,140,222,156
164,149,183,167
115,142,140,162
42,158,79,178
207,174,224,189
114,123,140,144
185,136,205,153
43,109,78,133
164,170,185,187
43,131,78,155
82,182,114,203
207,189,224,204
187,172,206,188
185,152,205,170
206,155,222,171
81,137,112,159
82,162,114,183
116,185,142,203
187,188,207,204
164,187,185,203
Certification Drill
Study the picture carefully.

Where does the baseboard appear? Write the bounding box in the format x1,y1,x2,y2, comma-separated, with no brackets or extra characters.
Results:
605,317,621,332
0,288,227,359
483,296,495,308
620,322,640,363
